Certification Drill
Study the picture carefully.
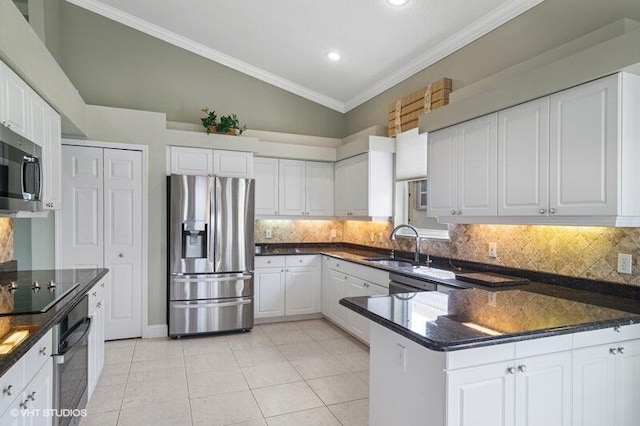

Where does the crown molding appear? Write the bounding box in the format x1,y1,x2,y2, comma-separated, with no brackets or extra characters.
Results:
342,0,545,112
66,0,543,114
65,0,347,112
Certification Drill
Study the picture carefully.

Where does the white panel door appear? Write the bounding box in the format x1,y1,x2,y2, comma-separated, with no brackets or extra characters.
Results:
170,146,213,176
103,149,143,340
572,344,616,426
60,145,104,270
285,267,318,316
447,362,515,426
305,161,334,216
28,92,47,147
334,160,350,216
515,352,571,426
254,268,285,318
498,98,549,216
615,340,640,426
329,269,349,328
427,126,458,217
213,150,254,178
1,66,29,138
43,108,62,210
349,154,369,217
253,157,279,216
549,75,618,216
278,159,305,216
347,277,368,342
457,113,498,216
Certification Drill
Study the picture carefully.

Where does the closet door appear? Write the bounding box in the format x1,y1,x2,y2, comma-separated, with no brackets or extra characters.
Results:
60,146,104,269
103,149,143,340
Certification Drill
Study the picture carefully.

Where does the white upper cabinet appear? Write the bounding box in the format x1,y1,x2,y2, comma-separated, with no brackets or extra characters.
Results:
498,97,550,216
255,158,333,217
169,146,253,178
428,114,497,218
42,108,62,210
429,73,640,226
254,157,279,216
0,63,29,139
28,91,47,147
549,76,618,217
334,152,393,219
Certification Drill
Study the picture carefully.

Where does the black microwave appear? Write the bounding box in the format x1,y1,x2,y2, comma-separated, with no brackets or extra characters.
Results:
0,124,42,213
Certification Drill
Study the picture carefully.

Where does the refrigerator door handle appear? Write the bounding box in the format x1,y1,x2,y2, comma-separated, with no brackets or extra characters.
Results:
172,275,253,283
173,300,252,309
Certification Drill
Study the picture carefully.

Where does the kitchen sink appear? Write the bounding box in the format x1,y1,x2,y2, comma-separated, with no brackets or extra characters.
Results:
412,267,456,280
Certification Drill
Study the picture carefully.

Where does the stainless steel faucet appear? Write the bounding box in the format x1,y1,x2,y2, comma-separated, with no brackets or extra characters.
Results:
389,224,421,265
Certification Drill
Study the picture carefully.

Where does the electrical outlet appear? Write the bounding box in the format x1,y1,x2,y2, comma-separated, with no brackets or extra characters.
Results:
379,232,385,243
396,343,406,372
488,292,497,307
370,232,375,242
488,242,497,258
330,229,337,238
265,229,272,239
618,253,632,274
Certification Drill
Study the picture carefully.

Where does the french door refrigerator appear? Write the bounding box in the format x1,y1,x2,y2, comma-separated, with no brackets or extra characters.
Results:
167,174,255,337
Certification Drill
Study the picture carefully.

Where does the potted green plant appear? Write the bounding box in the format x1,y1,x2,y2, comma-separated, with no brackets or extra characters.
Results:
200,107,247,135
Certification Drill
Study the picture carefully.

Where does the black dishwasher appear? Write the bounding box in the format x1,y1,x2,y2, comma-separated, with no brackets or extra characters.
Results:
52,295,91,426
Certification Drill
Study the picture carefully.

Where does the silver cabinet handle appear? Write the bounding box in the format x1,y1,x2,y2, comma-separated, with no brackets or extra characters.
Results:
539,209,546,214
457,210,462,215
517,365,527,372
118,253,124,258
617,347,625,354
92,291,97,297
27,391,35,401
274,211,278,215
614,326,621,332
450,210,456,215
506,367,516,375
97,302,102,309
549,208,556,214
101,282,105,288
3,385,12,396
20,400,28,409
39,347,47,356
610,347,617,355
298,259,303,263
266,260,272,264
363,283,370,288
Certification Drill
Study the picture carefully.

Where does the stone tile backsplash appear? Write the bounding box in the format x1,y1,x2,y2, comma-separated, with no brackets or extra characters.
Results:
256,219,640,287
0,218,13,264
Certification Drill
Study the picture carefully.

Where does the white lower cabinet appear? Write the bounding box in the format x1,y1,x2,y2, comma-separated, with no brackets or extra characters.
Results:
87,280,107,399
322,256,388,344
0,330,53,426
572,339,640,426
447,351,572,426
254,255,320,319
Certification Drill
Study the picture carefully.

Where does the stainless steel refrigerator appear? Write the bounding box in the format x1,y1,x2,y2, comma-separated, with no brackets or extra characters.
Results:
167,174,255,337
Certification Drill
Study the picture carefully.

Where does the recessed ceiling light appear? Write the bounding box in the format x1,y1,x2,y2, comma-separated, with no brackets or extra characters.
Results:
386,0,409,6
326,51,342,62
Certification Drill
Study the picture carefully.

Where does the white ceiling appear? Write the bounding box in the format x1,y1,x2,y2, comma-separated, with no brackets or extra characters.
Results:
66,0,545,112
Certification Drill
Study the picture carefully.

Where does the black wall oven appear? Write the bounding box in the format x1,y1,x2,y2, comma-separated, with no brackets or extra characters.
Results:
0,124,42,213
52,296,91,426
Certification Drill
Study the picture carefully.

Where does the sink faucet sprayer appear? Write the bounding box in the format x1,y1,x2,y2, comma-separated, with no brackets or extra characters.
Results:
389,224,430,266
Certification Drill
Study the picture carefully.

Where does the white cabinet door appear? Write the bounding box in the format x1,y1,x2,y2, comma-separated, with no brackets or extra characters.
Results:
447,361,515,426
457,114,498,216
28,92,47,147
614,340,640,426
347,277,368,342
254,268,285,318
514,352,571,426
305,161,334,216
498,98,549,216
42,108,61,210
254,157,279,216
1,65,29,138
427,125,458,217
349,154,369,217
25,359,53,426
549,75,618,216
321,256,332,318
285,267,319,315
329,269,349,329
88,281,106,399
334,160,350,217
213,150,253,178
572,344,616,426
278,159,306,216
170,146,213,176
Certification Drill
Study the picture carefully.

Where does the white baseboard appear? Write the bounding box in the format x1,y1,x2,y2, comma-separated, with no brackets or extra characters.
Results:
144,324,168,338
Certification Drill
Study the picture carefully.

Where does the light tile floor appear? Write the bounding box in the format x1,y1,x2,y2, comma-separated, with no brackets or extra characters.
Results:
80,319,370,426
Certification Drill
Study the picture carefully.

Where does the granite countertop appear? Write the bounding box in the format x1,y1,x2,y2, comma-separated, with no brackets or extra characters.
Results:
256,243,640,351
0,268,108,376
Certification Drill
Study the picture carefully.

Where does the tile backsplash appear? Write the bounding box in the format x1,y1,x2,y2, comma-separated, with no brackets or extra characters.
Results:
256,219,640,287
0,218,13,264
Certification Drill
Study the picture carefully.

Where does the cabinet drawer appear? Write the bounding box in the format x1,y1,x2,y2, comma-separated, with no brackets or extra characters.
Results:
255,256,286,269
0,357,24,417
24,329,52,377
572,323,640,348
446,342,515,370
286,255,319,268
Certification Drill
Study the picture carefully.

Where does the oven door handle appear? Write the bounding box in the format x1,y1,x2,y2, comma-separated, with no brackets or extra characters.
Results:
172,275,252,283
173,299,252,309
52,317,92,364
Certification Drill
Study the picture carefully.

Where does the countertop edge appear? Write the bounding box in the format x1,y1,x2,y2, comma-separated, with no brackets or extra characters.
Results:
0,269,109,377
